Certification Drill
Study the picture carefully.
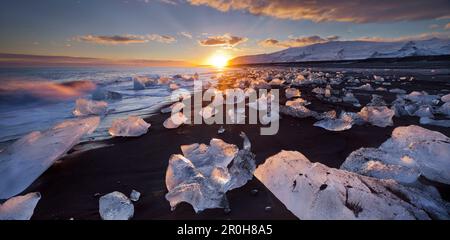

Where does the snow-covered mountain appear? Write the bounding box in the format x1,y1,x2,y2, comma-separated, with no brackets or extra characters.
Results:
230,38,450,65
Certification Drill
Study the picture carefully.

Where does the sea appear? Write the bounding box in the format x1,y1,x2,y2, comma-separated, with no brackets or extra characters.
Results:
0,66,225,148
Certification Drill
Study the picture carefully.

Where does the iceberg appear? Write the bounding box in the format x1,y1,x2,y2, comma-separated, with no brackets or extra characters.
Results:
73,98,108,117
341,125,450,185
255,150,450,220
108,116,150,137
0,192,41,220
99,191,134,220
0,117,100,199
165,137,256,212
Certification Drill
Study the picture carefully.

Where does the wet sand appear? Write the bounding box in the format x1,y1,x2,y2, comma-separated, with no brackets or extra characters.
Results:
27,67,450,220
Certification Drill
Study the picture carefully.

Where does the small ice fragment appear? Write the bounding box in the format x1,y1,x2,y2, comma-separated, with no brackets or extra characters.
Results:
239,132,251,151
389,88,406,94
99,191,134,220
441,94,450,103
92,88,122,101
0,192,41,220
130,190,141,202
163,112,188,129
218,126,225,134
73,98,108,116
285,88,300,99
439,102,450,116
169,83,179,90
420,117,450,127
109,116,150,137
355,83,373,91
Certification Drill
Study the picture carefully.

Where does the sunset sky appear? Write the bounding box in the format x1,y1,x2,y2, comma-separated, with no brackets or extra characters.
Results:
0,0,449,65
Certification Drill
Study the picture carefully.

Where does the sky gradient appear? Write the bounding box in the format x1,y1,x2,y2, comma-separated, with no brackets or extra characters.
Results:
0,0,449,65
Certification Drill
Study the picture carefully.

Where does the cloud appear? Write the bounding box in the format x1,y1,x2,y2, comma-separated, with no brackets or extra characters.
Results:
147,34,177,43
429,24,440,29
179,31,193,39
356,32,450,42
258,35,339,48
187,0,450,23
198,33,248,47
76,34,176,45
445,23,450,30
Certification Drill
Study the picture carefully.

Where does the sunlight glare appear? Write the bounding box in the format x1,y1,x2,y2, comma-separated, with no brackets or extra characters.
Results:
209,54,229,68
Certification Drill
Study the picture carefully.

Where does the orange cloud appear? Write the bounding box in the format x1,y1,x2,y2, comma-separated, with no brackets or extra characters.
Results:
187,0,450,23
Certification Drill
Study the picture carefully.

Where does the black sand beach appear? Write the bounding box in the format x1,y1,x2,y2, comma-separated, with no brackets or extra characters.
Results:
25,63,450,220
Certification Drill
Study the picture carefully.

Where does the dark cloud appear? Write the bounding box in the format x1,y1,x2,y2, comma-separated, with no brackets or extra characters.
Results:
76,34,176,45
259,35,339,48
187,0,450,23
199,34,248,47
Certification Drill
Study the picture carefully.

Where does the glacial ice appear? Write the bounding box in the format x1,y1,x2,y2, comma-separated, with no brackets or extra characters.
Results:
161,102,185,114
439,102,450,116
92,88,122,101
165,137,256,212
441,94,450,103
355,83,373,91
358,106,394,127
73,98,108,117
341,125,450,185
285,88,301,99
133,76,157,90
420,117,450,127
130,190,141,202
108,116,150,137
163,112,188,129
313,113,354,131
342,92,360,107
389,88,407,94
0,117,100,199
255,150,450,220
0,192,41,220
99,191,134,220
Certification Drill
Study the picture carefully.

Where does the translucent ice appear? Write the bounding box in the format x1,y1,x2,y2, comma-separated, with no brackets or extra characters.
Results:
108,116,150,137
255,150,450,220
313,114,353,131
285,88,301,99
92,88,122,101
73,98,108,117
165,137,255,212
441,94,450,103
163,112,188,129
0,117,100,199
99,191,134,220
0,192,41,220
358,106,394,127
420,117,450,127
342,125,450,185
130,190,141,202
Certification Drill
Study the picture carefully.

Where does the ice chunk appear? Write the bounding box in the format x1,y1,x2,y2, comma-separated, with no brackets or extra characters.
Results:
280,104,316,119
130,190,141,202
0,117,100,199
73,98,108,117
420,117,450,127
218,126,225,134
163,112,188,129
355,83,373,91
285,88,300,99
314,113,353,131
99,191,134,220
367,94,386,106
0,192,41,220
358,106,394,127
269,78,285,86
441,94,450,103
160,102,185,114
413,105,434,118
404,91,439,105
108,116,150,137
439,102,450,116
200,106,219,119
133,76,157,90
92,88,122,101
389,88,407,94
165,137,255,212
342,92,360,107
342,125,450,185
169,83,179,90
255,150,450,220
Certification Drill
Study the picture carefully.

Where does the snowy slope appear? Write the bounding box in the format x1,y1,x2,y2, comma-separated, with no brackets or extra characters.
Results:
230,38,450,65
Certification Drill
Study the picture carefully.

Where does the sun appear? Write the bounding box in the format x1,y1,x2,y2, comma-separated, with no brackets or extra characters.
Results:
209,54,229,68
